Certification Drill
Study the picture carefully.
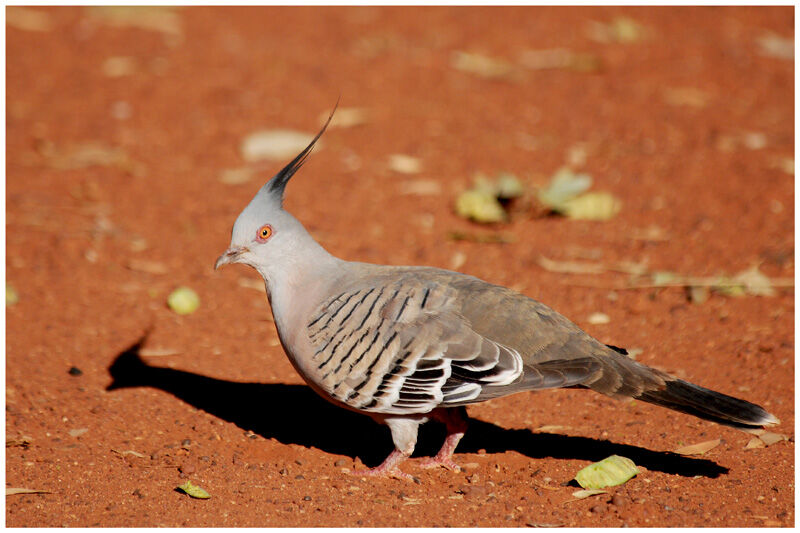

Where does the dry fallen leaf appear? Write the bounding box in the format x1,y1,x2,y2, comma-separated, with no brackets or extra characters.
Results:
102,56,137,78
451,51,517,79
320,107,368,129
38,141,143,175
126,259,168,275
732,265,775,297
111,448,147,458
388,154,422,175
687,285,710,304
7,7,53,32
6,487,51,496
219,167,255,185
238,277,265,292
519,48,602,73
588,17,646,43
651,271,679,286
587,312,610,325
758,432,788,447
629,225,669,242
241,129,318,162
745,437,765,450
568,489,608,502
86,6,183,40
757,32,794,60
447,231,515,244
536,256,607,275
6,435,32,448
534,425,572,433
450,251,467,271
674,438,720,456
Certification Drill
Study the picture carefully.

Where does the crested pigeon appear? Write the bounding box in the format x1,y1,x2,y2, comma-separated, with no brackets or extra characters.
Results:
215,105,779,480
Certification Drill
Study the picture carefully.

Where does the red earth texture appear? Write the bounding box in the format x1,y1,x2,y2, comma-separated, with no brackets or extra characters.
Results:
6,6,794,527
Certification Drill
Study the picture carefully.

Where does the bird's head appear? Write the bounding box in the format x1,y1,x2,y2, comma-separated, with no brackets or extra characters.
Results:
215,102,337,275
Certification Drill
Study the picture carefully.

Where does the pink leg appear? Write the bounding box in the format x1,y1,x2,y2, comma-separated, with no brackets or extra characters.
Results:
351,449,417,481
420,407,468,471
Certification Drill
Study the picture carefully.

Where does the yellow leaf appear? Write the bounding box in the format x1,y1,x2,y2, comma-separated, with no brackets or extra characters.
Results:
454,190,506,223
561,192,621,221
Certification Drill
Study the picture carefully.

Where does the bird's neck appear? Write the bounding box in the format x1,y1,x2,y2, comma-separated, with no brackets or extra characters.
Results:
257,227,344,335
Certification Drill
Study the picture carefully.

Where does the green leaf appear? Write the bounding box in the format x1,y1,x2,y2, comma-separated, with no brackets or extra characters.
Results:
177,481,210,499
167,287,200,315
574,455,639,489
537,167,593,209
495,173,525,199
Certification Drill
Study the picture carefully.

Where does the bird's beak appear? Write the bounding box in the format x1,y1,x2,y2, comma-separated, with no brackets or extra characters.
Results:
215,246,248,270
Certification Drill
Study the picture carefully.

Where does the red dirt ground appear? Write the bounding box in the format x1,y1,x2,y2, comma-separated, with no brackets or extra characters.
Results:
6,6,794,527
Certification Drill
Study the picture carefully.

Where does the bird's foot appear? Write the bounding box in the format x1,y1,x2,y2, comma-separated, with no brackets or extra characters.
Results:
419,456,461,472
349,449,419,482
418,423,465,472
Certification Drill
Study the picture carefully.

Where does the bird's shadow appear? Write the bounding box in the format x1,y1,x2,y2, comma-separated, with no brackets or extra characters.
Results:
107,335,728,478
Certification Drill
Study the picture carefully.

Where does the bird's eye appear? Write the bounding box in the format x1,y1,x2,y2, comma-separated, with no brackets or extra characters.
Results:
256,224,273,242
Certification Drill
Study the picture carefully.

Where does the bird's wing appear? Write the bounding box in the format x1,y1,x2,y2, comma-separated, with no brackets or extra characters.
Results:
304,269,609,415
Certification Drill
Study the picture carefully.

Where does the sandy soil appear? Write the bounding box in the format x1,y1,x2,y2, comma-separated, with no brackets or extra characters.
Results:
6,6,794,527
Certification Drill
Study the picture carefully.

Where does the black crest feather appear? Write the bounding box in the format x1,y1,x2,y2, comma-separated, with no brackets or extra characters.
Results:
265,98,339,204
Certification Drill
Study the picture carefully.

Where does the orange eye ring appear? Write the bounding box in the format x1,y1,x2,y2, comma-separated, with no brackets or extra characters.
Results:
256,224,273,242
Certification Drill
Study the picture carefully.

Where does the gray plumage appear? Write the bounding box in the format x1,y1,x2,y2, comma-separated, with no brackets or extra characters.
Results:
216,105,778,479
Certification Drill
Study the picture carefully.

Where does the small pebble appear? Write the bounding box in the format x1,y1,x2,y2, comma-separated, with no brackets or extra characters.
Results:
295,474,305,480
333,459,348,467
68,367,83,376
303,495,312,501
295,459,305,466
611,494,626,507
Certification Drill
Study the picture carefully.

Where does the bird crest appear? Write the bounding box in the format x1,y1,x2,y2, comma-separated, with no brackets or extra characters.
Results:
261,99,339,207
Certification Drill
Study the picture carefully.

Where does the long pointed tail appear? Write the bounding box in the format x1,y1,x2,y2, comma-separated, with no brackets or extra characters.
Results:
584,346,779,430
637,378,779,430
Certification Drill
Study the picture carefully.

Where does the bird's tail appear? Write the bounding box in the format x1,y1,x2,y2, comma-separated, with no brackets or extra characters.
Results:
583,346,779,430
636,378,779,430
